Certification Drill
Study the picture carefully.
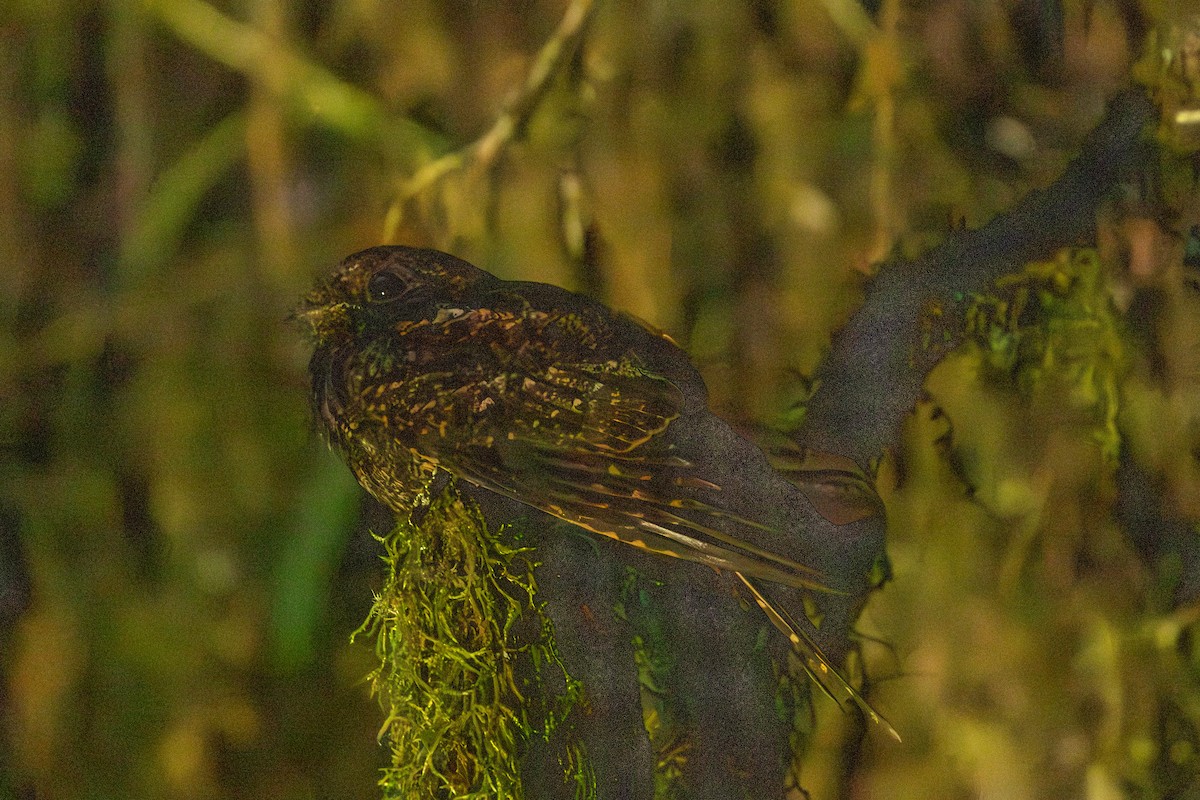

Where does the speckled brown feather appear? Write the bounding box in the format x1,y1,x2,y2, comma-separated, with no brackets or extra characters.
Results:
298,246,826,588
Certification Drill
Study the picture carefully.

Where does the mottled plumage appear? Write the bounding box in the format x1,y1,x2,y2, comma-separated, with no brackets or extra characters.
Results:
299,245,822,585
297,245,894,735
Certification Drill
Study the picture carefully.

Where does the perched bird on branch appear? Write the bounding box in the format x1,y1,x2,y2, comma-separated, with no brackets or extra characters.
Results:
297,245,893,736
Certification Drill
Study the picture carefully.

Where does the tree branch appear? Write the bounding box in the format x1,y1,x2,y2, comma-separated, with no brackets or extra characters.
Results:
800,88,1157,468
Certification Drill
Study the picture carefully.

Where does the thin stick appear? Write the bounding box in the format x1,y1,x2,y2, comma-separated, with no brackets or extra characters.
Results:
382,0,600,241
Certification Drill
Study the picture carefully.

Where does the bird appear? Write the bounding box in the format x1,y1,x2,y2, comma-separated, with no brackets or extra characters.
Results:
296,245,894,736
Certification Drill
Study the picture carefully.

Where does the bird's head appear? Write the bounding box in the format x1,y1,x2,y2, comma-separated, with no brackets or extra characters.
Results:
294,245,491,345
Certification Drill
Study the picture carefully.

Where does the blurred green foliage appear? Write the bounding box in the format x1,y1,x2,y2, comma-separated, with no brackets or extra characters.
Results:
2,0,1199,798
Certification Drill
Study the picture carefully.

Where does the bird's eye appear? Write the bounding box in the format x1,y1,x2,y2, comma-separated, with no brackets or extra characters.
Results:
366,270,409,303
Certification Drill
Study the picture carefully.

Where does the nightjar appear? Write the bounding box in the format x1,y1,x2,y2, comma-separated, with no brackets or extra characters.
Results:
297,245,892,734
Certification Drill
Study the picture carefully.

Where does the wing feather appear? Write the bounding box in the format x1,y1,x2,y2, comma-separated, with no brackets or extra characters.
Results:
358,310,830,590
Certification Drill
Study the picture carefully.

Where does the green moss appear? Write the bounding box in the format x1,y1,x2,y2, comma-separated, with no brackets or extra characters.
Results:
617,570,687,798
354,485,591,799
965,247,1123,462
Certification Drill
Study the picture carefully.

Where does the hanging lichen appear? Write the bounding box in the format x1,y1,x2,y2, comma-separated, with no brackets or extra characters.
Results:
354,484,591,799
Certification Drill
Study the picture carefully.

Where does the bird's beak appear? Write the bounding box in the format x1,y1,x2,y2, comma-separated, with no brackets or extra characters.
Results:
290,300,352,343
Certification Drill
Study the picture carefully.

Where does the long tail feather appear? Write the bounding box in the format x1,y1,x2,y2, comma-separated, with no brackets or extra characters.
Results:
737,574,900,742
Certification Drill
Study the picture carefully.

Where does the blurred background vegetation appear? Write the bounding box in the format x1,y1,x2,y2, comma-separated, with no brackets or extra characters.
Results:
2,0,1199,797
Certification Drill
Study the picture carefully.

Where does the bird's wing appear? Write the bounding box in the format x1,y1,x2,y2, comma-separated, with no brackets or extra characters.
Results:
421,355,830,591
451,437,831,591
354,310,828,589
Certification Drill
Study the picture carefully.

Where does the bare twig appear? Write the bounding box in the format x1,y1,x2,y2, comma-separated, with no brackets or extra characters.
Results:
381,0,600,242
